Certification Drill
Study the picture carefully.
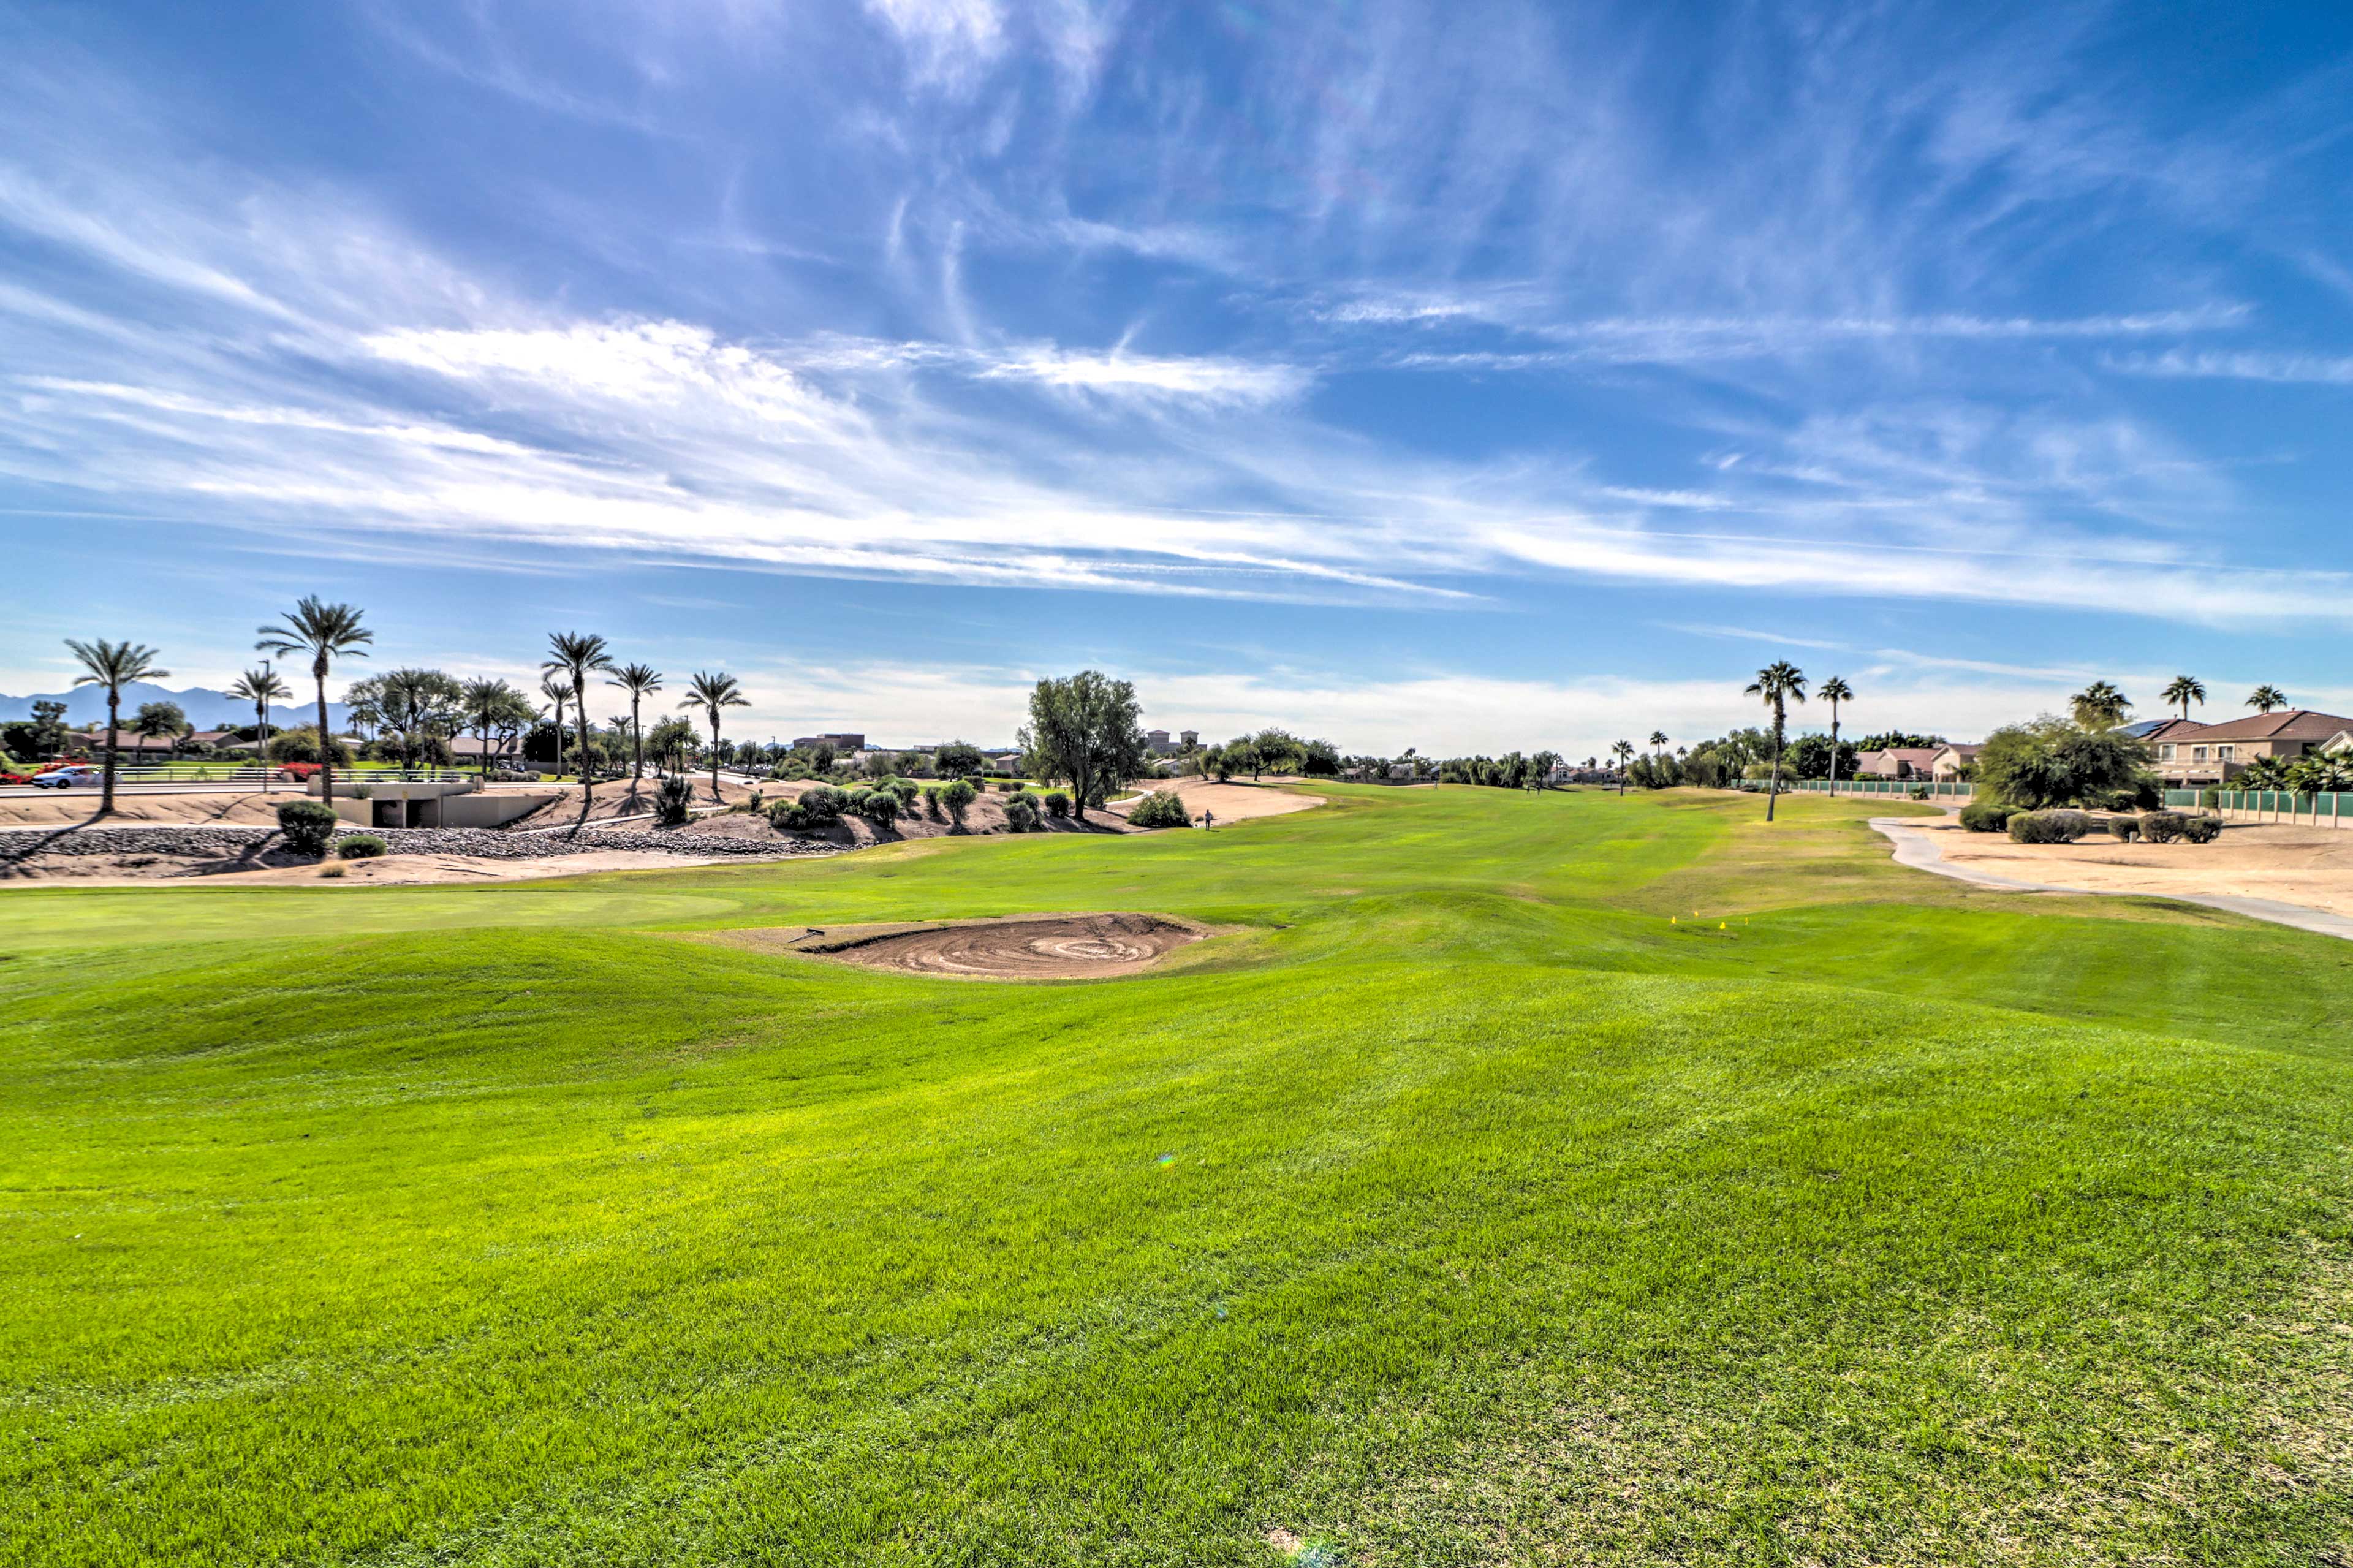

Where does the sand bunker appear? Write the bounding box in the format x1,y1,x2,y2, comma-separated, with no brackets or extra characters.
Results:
784,912,1207,979
1916,819,2353,920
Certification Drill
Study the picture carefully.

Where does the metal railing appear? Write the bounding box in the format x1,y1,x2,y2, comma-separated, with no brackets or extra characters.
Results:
1781,778,1974,799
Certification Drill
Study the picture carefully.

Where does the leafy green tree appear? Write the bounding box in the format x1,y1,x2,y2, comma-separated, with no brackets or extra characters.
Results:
2068,681,2132,730
932,740,986,778
605,663,664,782
681,671,749,803
2160,675,2207,722
376,668,463,768
461,678,531,779
1019,671,1148,810
545,633,617,806
132,700,187,757
1851,731,1944,753
1784,733,1859,781
1974,718,2154,809
2247,684,2289,714
1743,661,1808,820
256,597,371,801
65,638,169,813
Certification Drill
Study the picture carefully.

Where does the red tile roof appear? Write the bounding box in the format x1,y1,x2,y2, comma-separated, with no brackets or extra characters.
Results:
2171,709,2353,743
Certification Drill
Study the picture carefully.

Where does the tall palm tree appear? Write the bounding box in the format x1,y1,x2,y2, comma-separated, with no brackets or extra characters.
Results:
2069,680,2131,730
461,677,523,781
543,633,616,808
1743,661,1809,821
1817,675,1854,793
607,662,664,784
681,671,749,803
1648,730,1669,757
2160,674,2207,722
226,665,293,792
256,597,371,802
64,638,168,816
538,674,577,780
2248,684,2289,714
1611,738,1635,795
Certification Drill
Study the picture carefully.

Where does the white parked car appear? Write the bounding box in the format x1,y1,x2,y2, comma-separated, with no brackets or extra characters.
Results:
32,765,104,789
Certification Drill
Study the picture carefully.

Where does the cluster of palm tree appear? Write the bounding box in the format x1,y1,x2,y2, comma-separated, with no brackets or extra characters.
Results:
58,599,755,817
2068,676,2291,731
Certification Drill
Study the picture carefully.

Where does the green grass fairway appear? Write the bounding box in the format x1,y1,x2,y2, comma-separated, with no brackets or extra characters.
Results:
4,786,2349,1565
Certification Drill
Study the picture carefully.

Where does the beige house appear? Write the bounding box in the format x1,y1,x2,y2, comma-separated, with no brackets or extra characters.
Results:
1854,746,1942,780
2150,710,2353,786
1931,744,1980,780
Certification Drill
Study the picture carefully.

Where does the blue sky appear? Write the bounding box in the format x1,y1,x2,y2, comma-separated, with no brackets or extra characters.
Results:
4,1,2352,754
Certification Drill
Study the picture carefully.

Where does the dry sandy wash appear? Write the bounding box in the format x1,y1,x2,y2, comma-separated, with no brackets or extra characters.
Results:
1917,819,2353,920
717,913,1211,980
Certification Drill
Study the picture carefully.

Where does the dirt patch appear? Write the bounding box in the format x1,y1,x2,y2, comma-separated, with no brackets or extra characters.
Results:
728,912,1211,980
1923,819,2353,920
0,790,302,828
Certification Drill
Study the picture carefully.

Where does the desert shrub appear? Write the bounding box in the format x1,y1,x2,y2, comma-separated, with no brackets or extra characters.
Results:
882,778,920,808
2199,787,2222,808
335,833,388,860
2007,809,2091,844
2107,817,2140,843
1043,789,1070,819
318,863,346,879
996,780,1021,793
1126,789,1192,830
940,778,976,820
1908,784,1930,800
858,789,900,826
2138,811,2188,844
1958,800,2015,834
797,785,850,824
2183,814,2222,844
654,774,694,827
922,784,943,817
1975,719,2154,810
275,799,340,857
1003,792,1042,831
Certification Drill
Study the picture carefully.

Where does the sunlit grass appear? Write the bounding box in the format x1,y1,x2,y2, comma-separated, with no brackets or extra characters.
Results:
2,784,2349,1564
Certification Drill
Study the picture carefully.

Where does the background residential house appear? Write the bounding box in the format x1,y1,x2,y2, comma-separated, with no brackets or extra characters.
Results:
1931,744,1981,780
2150,709,2353,786
1855,746,1942,780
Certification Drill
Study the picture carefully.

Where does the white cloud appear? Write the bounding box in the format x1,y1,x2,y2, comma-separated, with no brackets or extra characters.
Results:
863,0,1007,91
2107,349,2353,385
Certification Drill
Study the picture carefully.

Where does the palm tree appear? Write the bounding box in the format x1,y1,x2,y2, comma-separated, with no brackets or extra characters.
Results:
681,671,749,803
2248,684,2289,714
2160,674,2207,722
1743,661,1809,821
607,662,664,784
226,666,293,792
1611,738,1635,795
460,678,524,781
1648,730,1668,758
538,674,577,780
63,638,168,815
1817,675,1854,793
256,598,371,802
2069,680,2131,730
543,633,616,808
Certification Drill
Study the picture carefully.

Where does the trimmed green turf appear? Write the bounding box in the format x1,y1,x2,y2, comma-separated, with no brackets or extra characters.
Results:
3,785,2349,1565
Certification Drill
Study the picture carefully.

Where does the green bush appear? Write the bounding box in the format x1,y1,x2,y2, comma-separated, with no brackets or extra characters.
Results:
2007,809,2091,844
2106,817,2139,843
1126,790,1192,830
1958,801,2015,834
2183,814,2222,844
1043,789,1070,819
798,785,849,824
275,799,340,857
335,834,388,860
858,789,900,826
941,779,977,818
1003,792,1041,831
921,784,943,817
2137,811,2188,844
654,775,694,827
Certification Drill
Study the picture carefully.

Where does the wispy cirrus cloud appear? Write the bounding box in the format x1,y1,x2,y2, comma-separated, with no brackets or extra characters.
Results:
2106,348,2353,385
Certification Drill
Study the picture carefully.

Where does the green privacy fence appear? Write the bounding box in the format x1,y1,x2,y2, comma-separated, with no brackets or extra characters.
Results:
1784,778,1975,799
2165,788,2353,824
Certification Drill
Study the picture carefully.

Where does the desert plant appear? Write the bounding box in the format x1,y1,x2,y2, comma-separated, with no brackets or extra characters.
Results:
2007,809,2091,845
2183,814,2222,844
858,789,901,826
1043,789,1070,819
2138,811,2188,844
335,833,388,860
1126,790,1192,830
1958,800,2015,833
1003,792,1042,831
1908,784,1930,800
941,778,977,826
276,798,341,857
2106,817,2140,843
922,784,943,817
654,774,694,827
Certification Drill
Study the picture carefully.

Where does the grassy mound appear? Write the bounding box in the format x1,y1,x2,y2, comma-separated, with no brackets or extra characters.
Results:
2,784,2349,1564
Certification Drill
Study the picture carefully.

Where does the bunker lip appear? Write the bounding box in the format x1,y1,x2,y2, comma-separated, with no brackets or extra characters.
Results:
726,912,1213,979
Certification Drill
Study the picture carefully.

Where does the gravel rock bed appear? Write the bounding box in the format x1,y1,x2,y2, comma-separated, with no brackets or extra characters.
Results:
1,824,836,865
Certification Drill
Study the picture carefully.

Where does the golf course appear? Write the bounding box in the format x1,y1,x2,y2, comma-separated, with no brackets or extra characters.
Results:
4,782,2349,1565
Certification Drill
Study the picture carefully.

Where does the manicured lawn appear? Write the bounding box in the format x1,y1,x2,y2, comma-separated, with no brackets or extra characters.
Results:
2,786,2348,1564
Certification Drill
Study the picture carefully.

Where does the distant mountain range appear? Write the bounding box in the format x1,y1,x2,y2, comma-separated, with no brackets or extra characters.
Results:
0,682,353,731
